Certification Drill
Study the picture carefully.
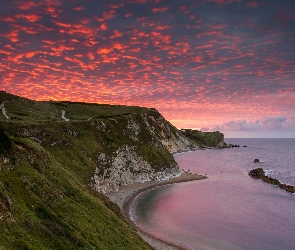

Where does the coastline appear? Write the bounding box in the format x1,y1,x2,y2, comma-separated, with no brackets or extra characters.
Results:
106,172,207,250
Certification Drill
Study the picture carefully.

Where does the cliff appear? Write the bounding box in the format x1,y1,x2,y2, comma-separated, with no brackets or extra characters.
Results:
0,91,212,249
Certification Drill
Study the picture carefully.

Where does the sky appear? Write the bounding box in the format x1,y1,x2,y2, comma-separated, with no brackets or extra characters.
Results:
0,0,295,138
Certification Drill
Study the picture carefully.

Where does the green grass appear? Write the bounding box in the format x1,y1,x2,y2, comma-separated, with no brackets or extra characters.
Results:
180,129,225,147
0,90,155,123
0,130,153,250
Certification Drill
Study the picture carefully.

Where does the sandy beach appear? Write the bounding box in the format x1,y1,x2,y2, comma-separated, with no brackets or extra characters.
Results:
106,173,207,250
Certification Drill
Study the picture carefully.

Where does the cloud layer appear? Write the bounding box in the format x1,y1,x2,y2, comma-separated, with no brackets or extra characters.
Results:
0,0,295,137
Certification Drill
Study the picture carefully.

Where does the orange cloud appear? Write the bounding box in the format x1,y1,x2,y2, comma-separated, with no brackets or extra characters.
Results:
25,51,39,58
100,23,108,30
97,48,113,54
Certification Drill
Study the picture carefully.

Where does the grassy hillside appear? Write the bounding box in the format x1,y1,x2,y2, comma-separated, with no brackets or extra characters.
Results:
0,91,158,250
0,131,154,250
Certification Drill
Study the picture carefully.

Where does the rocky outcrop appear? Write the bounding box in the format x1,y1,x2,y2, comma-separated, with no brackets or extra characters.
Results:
249,168,295,193
153,116,197,153
92,145,182,194
89,113,196,193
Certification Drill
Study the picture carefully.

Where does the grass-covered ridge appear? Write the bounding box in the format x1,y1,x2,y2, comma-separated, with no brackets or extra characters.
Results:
0,90,154,123
180,129,226,148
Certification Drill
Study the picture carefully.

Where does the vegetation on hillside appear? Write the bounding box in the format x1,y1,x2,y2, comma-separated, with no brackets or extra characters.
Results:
0,121,155,249
180,129,225,148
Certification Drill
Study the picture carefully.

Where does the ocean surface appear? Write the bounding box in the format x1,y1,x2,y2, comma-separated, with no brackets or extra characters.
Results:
130,138,295,250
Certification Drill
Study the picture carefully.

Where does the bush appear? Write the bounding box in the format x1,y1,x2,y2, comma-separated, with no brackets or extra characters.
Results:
0,125,11,153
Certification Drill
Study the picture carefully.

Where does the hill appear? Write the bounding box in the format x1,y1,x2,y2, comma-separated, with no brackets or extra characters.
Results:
0,91,226,249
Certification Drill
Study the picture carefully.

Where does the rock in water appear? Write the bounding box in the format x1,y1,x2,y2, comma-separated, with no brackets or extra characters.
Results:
248,168,295,193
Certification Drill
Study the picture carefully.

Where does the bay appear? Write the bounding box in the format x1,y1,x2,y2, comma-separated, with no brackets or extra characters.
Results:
130,138,295,250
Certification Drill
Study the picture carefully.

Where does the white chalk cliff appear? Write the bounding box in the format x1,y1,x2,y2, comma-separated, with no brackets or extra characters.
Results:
90,112,198,193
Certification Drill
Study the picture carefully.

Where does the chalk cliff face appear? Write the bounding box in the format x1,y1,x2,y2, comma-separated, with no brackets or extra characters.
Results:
89,113,198,193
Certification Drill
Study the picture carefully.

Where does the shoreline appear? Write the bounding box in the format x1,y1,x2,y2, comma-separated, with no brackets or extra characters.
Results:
106,172,207,250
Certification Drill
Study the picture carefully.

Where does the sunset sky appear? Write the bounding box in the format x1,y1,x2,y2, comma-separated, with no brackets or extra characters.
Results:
0,0,295,138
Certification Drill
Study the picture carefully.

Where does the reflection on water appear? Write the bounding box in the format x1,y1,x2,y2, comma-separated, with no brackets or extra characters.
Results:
130,139,295,250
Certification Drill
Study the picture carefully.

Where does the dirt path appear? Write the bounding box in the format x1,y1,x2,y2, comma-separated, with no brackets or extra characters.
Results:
61,110,70,121
0,101,10,120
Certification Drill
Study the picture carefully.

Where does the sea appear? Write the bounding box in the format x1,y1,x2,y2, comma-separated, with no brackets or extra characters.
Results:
130,138,295,250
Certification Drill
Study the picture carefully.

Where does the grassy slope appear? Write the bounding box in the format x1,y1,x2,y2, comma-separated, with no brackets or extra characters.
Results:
0,91,155,250
180,129,225,148
0,126,153,250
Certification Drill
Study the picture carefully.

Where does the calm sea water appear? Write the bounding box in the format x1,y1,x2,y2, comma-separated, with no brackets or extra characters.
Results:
130,138,295,250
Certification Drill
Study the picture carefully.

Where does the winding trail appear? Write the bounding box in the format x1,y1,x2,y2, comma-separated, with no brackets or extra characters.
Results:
0,101,10,120
61,110,70,121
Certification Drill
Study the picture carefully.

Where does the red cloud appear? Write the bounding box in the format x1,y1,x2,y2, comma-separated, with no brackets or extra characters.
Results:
15,14,41,22
103,9,117,20
42,40,56,45
109,3,125,8
151,7,169,13
110,30,123,39
155,25,171,30
0,16,16,22
6,30,19,42
0,50,12,56
26,51,39,58
55,21,72,28
73,6,85,11
16,1,39,10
